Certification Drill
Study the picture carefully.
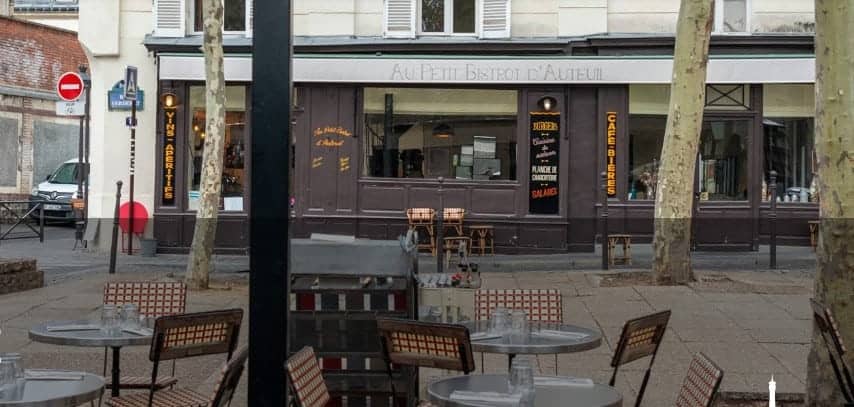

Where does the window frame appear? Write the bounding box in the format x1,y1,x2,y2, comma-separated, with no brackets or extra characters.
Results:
191,0,249,35
713,0,751,34
417,0,479,36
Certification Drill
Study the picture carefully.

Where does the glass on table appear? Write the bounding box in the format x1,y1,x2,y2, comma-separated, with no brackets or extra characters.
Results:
508,356,535,406
509,310,530,343
101,304,121,337
0,353,23,400
488,307,511,335
121,303,141,330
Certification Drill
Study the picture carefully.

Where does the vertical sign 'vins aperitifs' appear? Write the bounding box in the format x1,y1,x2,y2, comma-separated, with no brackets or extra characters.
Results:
529,112,560,214
162,108,176,205
605,112,617,197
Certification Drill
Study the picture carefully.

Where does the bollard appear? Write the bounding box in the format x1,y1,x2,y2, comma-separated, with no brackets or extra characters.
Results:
769,171,777,269
601,171,609,270
437,176,445,274
39,203,44,243
109,181,123,274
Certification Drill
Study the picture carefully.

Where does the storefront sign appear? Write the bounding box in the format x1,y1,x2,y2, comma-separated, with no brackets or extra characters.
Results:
313,126,352,148
162,108,176,205
108,81,144,111
605,112,617,197
529,112,560,214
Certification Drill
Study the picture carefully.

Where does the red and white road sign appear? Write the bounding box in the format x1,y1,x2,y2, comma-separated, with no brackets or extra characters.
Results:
56,72,84,101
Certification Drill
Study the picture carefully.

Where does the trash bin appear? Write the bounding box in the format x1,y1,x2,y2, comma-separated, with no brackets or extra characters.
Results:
140,238,157,257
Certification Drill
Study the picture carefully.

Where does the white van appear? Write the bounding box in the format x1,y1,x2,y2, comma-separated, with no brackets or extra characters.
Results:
29,158,84,222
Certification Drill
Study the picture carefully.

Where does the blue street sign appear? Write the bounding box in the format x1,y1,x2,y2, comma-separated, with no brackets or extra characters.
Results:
107,81,144,111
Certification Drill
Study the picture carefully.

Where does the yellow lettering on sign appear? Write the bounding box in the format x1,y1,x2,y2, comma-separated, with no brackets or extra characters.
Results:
532,121,558,131
605,112,618,197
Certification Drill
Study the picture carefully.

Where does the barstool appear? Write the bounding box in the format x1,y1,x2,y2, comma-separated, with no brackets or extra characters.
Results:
443,236,472,270
469,225,495,256
607,234,632,265
443,208,465,237
406,208,436,255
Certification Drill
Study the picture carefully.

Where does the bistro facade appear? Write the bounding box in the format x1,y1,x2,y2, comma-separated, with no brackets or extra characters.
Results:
145,36,819,254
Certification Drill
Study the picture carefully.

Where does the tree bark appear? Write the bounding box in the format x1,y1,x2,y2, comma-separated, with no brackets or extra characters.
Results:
806,1,854,405
185,0,226,290
652,0,713,285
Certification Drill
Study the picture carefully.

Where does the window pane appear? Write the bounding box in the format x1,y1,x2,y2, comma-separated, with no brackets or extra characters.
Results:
194,0,203,31
763,118,815,202
422,0,444,32
453,0,475,33
363,88,518,181
722,0,747,32
188,86,247,212
698,120,749,201
224,0,246,31
627,116,666,200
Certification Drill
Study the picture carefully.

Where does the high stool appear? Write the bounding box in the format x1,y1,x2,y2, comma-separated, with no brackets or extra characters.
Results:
469,225,495,256
607,234,632,265
443,236,472,270
406,208,436,255
443,208,466,237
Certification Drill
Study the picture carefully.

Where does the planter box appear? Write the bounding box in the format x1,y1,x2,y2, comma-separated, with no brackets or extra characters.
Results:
0,258,43,294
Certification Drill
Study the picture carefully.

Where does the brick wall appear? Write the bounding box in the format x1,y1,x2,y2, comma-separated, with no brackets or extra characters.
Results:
0,16,87,93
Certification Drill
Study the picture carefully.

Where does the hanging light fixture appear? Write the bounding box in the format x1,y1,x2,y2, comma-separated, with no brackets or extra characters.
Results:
432,123,454,139
538,96,557,112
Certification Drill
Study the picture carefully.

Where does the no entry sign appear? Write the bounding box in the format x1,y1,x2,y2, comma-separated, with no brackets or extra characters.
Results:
56,72,84,101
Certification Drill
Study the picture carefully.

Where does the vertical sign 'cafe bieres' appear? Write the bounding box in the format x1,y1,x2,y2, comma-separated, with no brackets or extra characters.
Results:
529,97,560,214
605,112,617,198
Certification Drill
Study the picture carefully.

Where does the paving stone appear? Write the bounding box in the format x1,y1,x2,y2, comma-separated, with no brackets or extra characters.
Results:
685,342,787,375
760,343,810,382
714,300,795,320
672,325,756,343
727,372,804,394
762,294,813,320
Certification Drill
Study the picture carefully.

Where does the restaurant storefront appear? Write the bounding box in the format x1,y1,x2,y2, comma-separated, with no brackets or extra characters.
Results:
146,37,818,254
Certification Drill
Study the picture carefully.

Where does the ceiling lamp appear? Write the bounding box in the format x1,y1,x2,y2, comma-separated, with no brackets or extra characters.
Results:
432,123,454,139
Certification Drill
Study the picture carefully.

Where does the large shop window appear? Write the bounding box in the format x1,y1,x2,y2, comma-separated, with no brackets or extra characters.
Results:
194,0,246,32
187,86,247,212
762,84,816,203
698,120,749,201
421,0,476,34
363,88,517,180
627,116,666,200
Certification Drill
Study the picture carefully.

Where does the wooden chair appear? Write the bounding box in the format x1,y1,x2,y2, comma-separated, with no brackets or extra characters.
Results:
609,310,671,407
105,345,248,407
443,208,466,237
469,225,495,256
607,234,633,265
474,289,563,373
102,281,187,391
286,347,330,407
377,318,475,398
675,352,724,407
406,208,436,255
811,298,854,404
105,309,244,407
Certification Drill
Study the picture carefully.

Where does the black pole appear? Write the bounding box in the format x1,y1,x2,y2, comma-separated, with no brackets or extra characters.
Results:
437,176,445,274
75,69,85,244
601,171,609,270
250,0,290,405
82,65,92,248
769,171,777,269
128,99,136,255
383,94,394,177
109,181,122,274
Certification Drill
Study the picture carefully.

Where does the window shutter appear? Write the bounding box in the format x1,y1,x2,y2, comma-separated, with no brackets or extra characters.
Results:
153,0,186,37
480,0,510,39
245,0,253,37
384,0,416,38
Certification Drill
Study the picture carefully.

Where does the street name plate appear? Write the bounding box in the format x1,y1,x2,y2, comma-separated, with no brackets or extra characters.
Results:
56,100,85,116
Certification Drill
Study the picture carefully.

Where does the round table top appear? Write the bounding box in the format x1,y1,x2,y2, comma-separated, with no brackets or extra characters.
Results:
29,321,152,348
0,370,104,407
463,321,602,355
428,374,622,407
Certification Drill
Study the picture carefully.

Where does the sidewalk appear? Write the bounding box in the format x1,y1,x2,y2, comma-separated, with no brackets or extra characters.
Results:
0,265,812,406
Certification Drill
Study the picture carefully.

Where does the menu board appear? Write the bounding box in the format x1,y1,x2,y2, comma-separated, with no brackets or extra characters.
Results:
529,112,560,214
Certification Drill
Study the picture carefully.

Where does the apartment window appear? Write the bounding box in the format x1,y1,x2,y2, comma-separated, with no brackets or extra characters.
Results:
421,0,475,34
714,0,749,33
194,0,246,32
13,0,78,11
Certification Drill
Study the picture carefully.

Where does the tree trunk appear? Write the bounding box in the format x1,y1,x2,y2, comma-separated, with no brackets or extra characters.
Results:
806,1,854,404
185,0,226,290
652,0,713,285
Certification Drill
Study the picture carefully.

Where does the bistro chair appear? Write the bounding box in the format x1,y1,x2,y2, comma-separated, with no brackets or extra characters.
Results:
102,281,188,391
609,310,671,407
105,309,244,407
286,346,331,407
105,345,248,407
406,208,436,255
442,208,466,237
810,298,854,404
377,318,475,400
675,352,724,407
475,289,563,373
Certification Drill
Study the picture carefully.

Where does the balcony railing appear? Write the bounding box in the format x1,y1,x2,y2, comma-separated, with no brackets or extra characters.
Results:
14,0,78,12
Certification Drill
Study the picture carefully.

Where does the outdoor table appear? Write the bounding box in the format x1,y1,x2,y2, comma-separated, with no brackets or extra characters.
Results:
28,321,152,398
0,369,104,407
427,374,622,407
462,321,602,369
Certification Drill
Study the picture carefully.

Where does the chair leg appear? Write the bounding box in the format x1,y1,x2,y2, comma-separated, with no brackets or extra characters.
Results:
555,354,559,376
481,352,485,374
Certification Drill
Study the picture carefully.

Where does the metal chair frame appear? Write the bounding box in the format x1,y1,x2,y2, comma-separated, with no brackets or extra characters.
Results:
675,352,724,407
811,298,854,403
286,346,331,407
609,310,671,407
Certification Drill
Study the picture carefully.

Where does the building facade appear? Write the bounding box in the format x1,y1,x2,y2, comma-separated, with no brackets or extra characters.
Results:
79,0,819,253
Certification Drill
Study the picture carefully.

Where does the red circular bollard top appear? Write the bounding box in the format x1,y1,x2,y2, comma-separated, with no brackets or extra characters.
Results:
119,201,149,234
56,72,84,101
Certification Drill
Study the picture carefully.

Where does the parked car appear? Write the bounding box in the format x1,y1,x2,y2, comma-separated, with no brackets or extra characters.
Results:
29,159,84,223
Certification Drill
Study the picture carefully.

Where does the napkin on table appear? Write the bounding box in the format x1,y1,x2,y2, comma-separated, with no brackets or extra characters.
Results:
122,327,154,336
470,332,503,341
449,391,522,405
45,324,100,332
531,330,589,339
534,376,595,388
25,370,85,381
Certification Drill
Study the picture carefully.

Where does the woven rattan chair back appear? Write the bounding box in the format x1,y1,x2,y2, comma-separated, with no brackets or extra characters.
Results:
104,281,187,319
407,208,436,224
811,298,854,402
675,352,724,407
475,289,563,324
610,310,671,407
286,346,330,407
210,346,250,407
150,309,243,362
377,318,475,373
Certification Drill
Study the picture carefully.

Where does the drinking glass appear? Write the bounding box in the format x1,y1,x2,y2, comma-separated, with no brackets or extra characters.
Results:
121,304,141,330
488,307,510,335
510,310,529,343
508,356,535,405
0,354,21,400
101,305,121,336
